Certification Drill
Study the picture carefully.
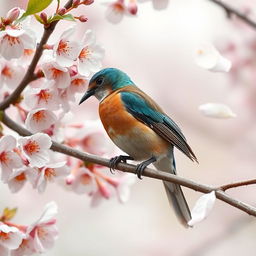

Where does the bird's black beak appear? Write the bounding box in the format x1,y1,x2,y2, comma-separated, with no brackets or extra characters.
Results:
79,89,95,105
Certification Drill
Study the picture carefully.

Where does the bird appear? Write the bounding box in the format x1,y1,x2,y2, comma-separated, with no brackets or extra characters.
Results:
79,68,198,227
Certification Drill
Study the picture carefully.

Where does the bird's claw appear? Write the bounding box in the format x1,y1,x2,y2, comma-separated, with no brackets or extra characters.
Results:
109,155,133,174
135,156,157,180
135,163,147,180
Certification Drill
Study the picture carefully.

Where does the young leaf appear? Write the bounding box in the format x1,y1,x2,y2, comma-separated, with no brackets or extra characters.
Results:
49,14,76,23
18,0,54,21
2,208,18,221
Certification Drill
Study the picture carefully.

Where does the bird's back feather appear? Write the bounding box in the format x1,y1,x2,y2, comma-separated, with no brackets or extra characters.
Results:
118,86,197,162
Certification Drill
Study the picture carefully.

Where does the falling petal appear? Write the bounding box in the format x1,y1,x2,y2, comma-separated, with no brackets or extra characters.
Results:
188,191,216,227
199,103,236,119
195,43,232,72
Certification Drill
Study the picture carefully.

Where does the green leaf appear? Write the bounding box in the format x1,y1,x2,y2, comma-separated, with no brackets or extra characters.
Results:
17,0,54,22
49,14,76,23
25,0,54,15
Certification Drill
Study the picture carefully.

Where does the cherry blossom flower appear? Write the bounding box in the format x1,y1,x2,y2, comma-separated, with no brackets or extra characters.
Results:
69,119,114,155
77,30,105,76
0,223,25,251
105,0,127,24
188,191,216,227
69,75,88,94
18,133,52,168
24,81,59,110
199,103,236,119
0,25,36,60
33,161,69,193
7,166,37,193
26,202,58,253
195,43,232,72
66,166,97,194
0,59,25,89
41,61,71,88
25,108,57,133
0,135,22,183
53,26,81,67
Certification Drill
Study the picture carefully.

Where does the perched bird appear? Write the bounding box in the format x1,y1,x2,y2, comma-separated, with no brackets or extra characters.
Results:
79,68,198,227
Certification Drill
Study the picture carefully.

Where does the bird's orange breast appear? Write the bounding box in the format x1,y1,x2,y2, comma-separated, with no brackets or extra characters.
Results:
99,91,143,136
99,90,170,160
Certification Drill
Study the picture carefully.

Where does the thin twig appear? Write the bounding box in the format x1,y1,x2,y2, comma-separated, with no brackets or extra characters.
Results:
0,0,74,110
220,179,256,191
2,112,256,217
209,0,256,29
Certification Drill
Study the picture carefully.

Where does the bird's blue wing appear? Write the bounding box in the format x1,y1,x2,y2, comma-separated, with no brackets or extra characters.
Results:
120,91,197,162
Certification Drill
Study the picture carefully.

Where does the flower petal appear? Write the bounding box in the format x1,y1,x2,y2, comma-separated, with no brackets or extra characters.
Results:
199,103,236,119
188,191,216,227
195,43,232,72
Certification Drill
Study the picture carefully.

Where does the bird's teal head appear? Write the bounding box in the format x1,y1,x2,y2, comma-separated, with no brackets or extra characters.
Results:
79,68,134,104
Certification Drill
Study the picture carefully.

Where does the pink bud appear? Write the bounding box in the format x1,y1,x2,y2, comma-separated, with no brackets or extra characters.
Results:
82,0,94,5
72,0,80,7
128,0,138,15
66,174,75,185
78,15,88,22
58,8,66,15
40,12,48,24
6,7,20,23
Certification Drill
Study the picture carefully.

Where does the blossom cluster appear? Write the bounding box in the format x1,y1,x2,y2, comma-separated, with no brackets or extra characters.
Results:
0,202,58,256
0,4,136,201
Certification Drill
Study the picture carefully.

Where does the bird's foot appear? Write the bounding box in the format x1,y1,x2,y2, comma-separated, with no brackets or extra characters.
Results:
135,156,157,180
109,155,134,174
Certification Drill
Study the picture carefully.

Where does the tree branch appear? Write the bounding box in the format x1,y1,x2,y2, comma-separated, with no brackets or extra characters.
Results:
0,0,74,111
209,0,256,29
2,112,256,217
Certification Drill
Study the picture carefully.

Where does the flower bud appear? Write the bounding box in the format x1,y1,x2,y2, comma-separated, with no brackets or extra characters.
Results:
128,0,138,15
58,8,66,15
72,0,80,7
78,15,88,22
82,0,94,5
6,7,20,23
40,12,48,24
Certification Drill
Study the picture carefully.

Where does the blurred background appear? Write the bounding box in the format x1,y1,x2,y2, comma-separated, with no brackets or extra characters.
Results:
1,0,256,255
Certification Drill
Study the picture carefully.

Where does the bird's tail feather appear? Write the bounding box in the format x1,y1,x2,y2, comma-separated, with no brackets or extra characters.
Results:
153,157,191,227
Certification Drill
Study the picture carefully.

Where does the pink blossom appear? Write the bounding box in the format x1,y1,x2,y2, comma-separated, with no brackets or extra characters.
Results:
0,25,36,60
41,61,71,88
33,161,69,193
25,108,58,133
66,166,97,194
105,0,126,24
77,30,104,76
0,59,25,89
27,202,58,253
69,119,114,155
69,75,88,93
7,166,36,193
0,223,25,251
53,26,81,67
24,82,59,110
18,133,52,168
0,135,22,183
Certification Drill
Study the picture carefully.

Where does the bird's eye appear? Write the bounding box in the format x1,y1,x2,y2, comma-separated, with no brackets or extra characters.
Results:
96,77,104,85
